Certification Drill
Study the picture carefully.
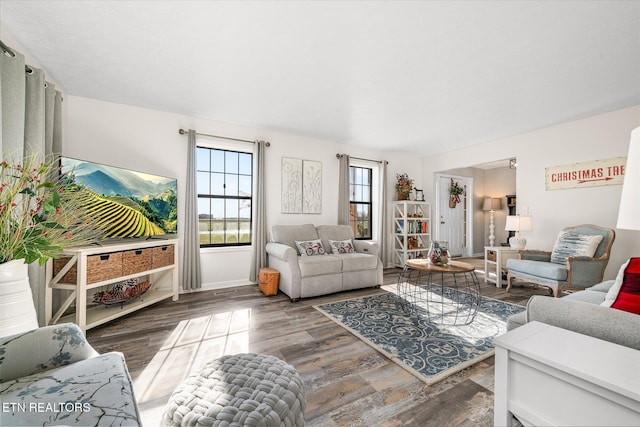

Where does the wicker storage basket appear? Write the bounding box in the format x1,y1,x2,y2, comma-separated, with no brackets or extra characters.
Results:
123,249,152,275
52,257,77,284
152,245,174,269
53,252,124,284
86,252,124,283
258,268,279,296
487,250,497,262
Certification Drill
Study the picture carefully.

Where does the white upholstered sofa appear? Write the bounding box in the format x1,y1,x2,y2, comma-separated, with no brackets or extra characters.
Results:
266,224,383,301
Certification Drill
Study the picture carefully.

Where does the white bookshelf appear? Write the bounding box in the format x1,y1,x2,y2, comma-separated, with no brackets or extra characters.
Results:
393,201,431,268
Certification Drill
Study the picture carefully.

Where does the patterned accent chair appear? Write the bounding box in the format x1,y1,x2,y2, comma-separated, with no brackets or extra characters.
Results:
0,323,141,426
506,224,615,297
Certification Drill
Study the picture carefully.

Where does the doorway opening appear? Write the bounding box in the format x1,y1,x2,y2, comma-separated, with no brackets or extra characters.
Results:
434,173,473,257
435,158,517,257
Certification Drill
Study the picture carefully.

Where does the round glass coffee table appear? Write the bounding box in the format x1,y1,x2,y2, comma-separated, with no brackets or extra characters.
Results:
397,259,481,325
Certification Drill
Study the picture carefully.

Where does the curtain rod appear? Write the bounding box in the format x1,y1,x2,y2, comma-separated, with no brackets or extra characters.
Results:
336,153,387,164
178,128,270,146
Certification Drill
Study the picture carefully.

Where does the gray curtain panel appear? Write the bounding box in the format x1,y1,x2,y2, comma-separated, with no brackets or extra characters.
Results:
337,154,350,225
1,41,63,325
250,140,268,282
24,67,45,156
1,43,27,158
380,160,389,266
182,129,202,290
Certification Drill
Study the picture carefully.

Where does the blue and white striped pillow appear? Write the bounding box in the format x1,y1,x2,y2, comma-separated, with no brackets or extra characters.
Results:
550,231,603,266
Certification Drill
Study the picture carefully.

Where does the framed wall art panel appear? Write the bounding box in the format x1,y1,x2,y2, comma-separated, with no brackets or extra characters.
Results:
282,157,303,213
302,160,322,214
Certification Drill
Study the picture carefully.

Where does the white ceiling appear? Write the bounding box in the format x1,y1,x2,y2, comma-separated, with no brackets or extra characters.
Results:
2,1,639,156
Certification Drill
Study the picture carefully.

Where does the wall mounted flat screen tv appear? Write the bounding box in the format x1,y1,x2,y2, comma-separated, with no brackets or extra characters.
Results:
60,157,177,239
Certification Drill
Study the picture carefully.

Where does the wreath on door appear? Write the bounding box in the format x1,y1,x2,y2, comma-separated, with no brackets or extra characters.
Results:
449,179,464,208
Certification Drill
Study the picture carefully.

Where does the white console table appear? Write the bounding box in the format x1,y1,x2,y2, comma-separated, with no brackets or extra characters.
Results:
484,246,519,287
494,321,640,427
45,239,179,332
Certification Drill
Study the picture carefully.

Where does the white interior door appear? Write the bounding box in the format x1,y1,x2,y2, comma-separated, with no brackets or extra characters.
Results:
436,174,472,257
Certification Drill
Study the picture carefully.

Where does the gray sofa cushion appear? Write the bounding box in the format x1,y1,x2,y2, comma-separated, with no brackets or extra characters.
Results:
562,280,614,304
271,224,318,249
524,296,640,350
563,290,608,305
339,253,379,272
585,280,615,293
316,225,355,253
297,255,342,277
507,259,568,281
506,280,615,331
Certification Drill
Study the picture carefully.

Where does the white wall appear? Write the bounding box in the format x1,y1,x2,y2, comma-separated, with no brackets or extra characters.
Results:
423,106,640,279
64,96,422,289
484,166,517,247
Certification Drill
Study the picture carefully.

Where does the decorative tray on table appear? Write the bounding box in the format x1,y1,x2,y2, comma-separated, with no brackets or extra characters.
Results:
93,278,152,306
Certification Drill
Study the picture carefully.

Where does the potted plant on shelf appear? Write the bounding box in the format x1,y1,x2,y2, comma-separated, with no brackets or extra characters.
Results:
0,153,105,334
395,173,414,200
449,178,465,208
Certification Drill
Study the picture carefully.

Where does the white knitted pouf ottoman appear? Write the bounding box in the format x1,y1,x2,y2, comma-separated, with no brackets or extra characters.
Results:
162,353,305,427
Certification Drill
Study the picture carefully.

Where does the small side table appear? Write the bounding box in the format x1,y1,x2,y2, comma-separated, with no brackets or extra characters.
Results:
484,246,519,288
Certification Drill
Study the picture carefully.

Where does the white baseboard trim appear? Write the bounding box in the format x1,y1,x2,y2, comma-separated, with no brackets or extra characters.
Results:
180,280,255,294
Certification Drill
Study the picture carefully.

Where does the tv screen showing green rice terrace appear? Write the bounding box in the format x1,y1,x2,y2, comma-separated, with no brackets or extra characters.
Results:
60,157,177,239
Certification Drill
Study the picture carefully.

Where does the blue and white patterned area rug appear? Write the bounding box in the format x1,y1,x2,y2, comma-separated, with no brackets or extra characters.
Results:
314,285,525,385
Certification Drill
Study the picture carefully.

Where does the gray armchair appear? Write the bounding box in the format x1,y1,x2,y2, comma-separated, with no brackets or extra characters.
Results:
506,224,615,297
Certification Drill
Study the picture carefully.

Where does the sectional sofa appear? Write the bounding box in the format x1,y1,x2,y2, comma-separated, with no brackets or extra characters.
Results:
507,279,640,350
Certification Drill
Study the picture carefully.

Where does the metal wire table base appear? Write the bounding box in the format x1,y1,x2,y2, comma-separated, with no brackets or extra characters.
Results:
397,260,481,326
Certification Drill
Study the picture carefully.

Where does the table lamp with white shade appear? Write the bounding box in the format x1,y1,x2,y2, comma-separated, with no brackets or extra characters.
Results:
617,127,639,231
505,215,533,250
483,197,502,247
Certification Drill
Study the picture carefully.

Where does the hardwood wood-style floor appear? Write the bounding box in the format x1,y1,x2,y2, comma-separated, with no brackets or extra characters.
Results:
86,259,549,426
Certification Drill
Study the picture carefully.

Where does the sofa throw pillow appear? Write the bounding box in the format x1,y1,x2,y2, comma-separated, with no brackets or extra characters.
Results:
295,239,326,256
329,239,355,254
601,258,640,314
549,231,603,266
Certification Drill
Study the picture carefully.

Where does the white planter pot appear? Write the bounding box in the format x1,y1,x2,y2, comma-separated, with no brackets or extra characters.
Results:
0,259,39,338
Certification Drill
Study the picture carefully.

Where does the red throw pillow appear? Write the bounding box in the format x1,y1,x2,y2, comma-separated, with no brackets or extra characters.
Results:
611,257,640,314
